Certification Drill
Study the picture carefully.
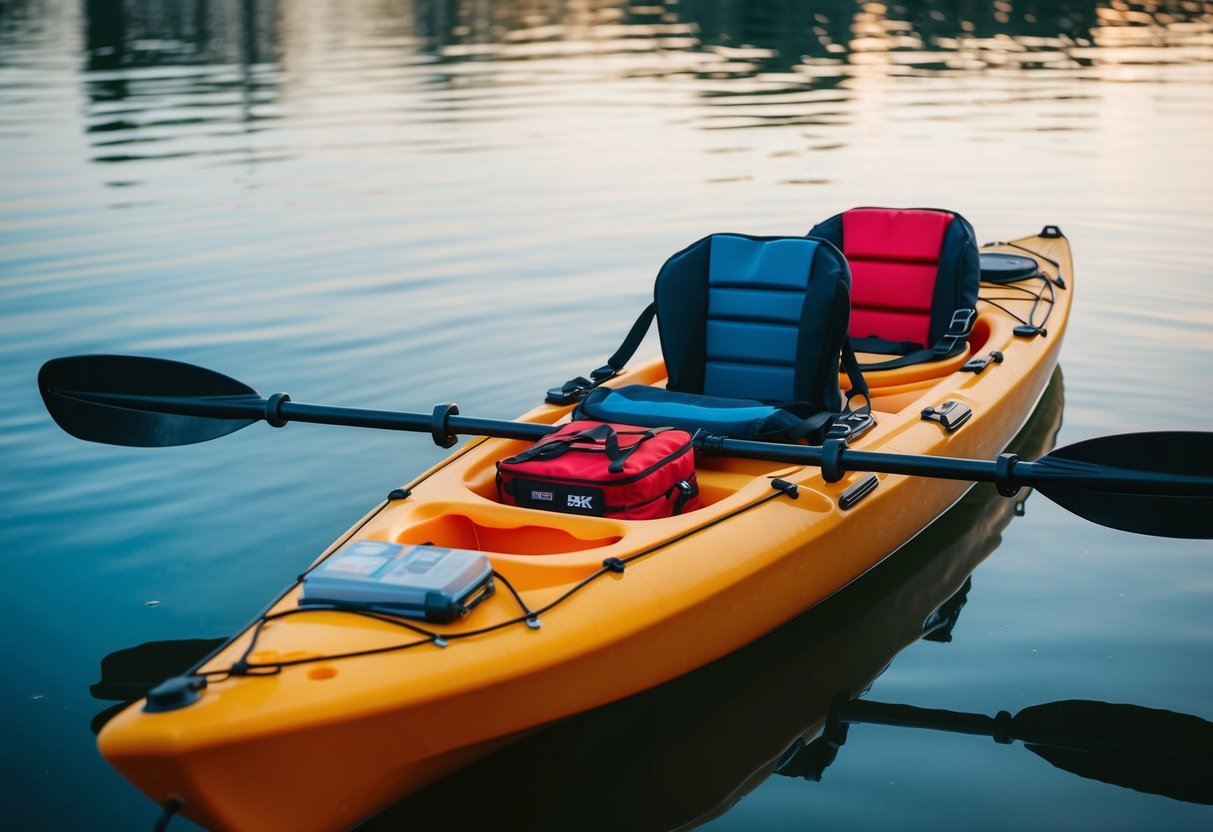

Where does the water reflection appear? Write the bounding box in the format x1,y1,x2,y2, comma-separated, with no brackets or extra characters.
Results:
56,0,1213,170
43,0,1213,76
781,695,1213,806
83,0,278,70
80,0,279,165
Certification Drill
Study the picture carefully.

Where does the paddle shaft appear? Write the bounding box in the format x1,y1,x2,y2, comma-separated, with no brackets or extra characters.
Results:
78,391,555,442
83,389,1211,498
699,436,1212,497
275,399,551,441
39,353,1213,537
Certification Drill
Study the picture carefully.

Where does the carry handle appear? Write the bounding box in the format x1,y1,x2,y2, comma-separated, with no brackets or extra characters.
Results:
576,424,636,474
501,423,658,474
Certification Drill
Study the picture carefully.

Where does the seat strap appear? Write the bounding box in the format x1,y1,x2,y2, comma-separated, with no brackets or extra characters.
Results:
840,340,871,417
766,340,871,442
546,303,656,405
850,307,975,372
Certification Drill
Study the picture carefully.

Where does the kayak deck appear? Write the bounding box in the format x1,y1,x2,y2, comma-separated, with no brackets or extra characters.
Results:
99,230,1073,832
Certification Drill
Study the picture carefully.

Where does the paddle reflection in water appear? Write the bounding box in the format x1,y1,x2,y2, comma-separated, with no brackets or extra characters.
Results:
786,696,1213,807
90,638,227,735
352,367,1212,830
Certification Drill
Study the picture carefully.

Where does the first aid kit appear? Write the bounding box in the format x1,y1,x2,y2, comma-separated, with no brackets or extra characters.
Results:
496,421,701,520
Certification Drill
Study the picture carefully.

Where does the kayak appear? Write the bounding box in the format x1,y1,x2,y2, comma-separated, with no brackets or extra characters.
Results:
92,228,1075,830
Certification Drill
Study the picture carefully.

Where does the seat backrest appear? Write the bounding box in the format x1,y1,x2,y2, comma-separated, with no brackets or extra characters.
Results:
654,233,851,410
807,208,979,350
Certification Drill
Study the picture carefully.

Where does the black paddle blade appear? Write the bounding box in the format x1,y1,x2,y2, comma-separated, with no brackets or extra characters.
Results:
1016,700,1213,805
39,355,263,447
1033,432,1213,539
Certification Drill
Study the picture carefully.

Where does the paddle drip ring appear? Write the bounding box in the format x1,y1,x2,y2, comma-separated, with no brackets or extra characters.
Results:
995,452,1020,497
265,393,291,428
430,403,459,448
821,436,847,484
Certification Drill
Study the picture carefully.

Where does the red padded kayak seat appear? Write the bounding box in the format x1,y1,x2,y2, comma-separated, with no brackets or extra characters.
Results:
808,207,980,367
844,208,951,345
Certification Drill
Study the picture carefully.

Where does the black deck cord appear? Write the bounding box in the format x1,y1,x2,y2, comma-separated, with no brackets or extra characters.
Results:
153,798,184,832
976,239,1063,330
173,439,502,680
222,567,558,674
997,240,1067,287
216,488,793,675
176,497,406,679
978,275,1055,331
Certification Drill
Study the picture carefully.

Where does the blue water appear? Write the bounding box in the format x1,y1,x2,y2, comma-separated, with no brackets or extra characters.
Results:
2,1,1212,829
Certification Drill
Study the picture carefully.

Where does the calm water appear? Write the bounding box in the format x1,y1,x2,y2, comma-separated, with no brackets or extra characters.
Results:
3,1,1212,829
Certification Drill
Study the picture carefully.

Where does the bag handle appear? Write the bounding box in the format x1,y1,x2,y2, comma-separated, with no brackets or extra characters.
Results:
502,423,662,474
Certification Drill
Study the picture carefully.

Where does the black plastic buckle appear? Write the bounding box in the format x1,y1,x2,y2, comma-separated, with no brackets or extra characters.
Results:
935,307,976,355
590,365,617,384
834,411,876,440
921,400,972,432
544,366,619,406
545,377,592,406
961,350,1004,374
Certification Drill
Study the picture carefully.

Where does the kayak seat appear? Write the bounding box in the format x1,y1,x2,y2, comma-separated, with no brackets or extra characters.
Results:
656,233,851,408
573,233,868,443
807,207,980,371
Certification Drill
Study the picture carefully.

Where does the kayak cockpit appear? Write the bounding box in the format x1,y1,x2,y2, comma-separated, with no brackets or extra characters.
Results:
334,232,1067,593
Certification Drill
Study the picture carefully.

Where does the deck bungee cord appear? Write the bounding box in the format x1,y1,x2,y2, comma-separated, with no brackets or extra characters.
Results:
197,482,797,678
976,240,1059,334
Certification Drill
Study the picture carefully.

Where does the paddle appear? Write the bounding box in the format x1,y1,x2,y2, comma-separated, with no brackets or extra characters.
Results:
779,697,1213,805
39,355,1213,538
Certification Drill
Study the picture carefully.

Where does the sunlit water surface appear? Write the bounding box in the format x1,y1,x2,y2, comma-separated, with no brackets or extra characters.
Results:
2,1,1212,829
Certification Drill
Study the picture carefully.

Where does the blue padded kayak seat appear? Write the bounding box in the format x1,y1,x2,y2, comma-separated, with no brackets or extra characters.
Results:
656,233,852,411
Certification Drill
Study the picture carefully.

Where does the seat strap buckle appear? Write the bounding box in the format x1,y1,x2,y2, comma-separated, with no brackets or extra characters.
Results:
545,377,593,406
934,307,976,356
545,365,621,406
